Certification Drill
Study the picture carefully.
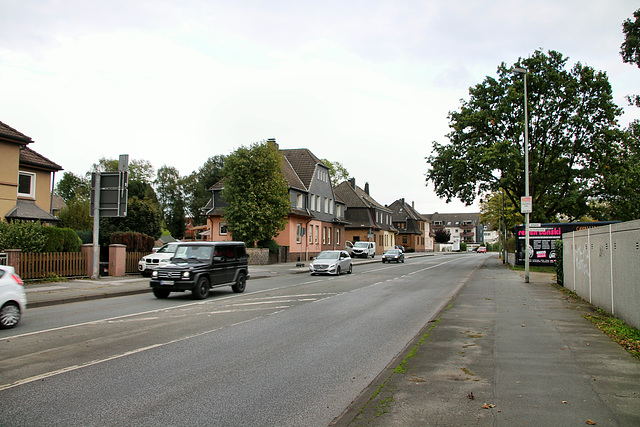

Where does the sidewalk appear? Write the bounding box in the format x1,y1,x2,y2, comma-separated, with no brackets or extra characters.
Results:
337,256,640,426
23,255,406,308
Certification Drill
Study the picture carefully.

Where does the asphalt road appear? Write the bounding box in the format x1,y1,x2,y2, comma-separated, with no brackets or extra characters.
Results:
0,254,486,426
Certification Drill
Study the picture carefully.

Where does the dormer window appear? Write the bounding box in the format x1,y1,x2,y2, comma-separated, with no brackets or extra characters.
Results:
18,171,36,198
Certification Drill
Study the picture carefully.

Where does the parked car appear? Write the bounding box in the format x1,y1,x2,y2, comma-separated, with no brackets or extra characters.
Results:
477,247,487,253
382,249,405,263
0,265,27,329
138,242,180,277
149,241,249,299
309,250,353,275
351,241,376,258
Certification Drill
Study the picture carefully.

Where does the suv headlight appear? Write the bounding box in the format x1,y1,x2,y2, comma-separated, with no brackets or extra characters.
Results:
182,271,191,279
151,271,158,278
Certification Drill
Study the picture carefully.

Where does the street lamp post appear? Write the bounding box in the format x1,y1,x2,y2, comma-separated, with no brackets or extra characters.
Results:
513,67,530,283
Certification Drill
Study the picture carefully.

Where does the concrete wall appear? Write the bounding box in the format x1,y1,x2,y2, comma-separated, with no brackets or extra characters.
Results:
563,220,640,329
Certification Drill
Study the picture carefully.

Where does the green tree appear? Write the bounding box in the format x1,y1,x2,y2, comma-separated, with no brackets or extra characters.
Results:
321,159,350,185
57,198,92,231
426,49,623,223
99,196,162,243
182,155,226,225
592,121,640,221
56,172,90,202
222,141,290,244
479,191,523,233
433,228,451,244
621,8,640,106
155,165,185,239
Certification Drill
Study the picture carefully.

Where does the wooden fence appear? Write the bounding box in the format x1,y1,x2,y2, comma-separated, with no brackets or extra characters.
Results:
126,252,149,274
20,252,87,279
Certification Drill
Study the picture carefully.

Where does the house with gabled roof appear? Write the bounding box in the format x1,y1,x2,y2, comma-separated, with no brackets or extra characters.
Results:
0,121,62,224
333,178,396,255
388,198,433,252
204,139,349,262
424,212,482,246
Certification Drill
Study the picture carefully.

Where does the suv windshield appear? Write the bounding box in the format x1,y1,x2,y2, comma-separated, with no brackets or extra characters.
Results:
157,243,179,254
173,245,213,262
353,242,370,248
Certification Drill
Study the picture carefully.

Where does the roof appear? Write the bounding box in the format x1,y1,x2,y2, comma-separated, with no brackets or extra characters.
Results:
334,180,391,213
281,149,325,189
20,146,62,171
0,121,33,145
5,200,58,222
427,212,481,225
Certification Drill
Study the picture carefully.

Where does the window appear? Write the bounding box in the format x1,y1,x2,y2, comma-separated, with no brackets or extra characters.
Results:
219,223,228,235
18,171,35,198
329,199,333,215
296,223,302,243
324,197,328,213
316,196,320,211
315,225,319,244
309,225,313,244
328,227,331,244
323,227,326,244
310,194,316,211
296,194,303,209
336,229,340,245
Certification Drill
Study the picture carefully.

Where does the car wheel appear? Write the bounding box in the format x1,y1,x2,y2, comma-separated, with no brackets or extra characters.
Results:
232,272,246,293
192,276,210,299
153,288,170,299
336,266,341,275
347,264,352,274
402,259,405,263
0,302,21,329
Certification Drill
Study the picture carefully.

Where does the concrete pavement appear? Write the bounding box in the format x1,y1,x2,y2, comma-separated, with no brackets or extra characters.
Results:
20,253,640,426
335,256,640,426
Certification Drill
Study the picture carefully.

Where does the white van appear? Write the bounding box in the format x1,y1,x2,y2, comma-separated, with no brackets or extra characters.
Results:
351,241,376,258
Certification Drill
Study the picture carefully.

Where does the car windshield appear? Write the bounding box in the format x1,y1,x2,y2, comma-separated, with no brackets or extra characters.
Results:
316,251,340,260
174,245,213,262
353,242,370,248
157,243,179,254
385,250,400,255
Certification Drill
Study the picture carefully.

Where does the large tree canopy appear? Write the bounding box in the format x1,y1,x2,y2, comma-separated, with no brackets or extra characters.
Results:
221,141,290,245
426,49,624,223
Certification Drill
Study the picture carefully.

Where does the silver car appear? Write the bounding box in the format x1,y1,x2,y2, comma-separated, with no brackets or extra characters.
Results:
309,250,353,275
0,265,27,329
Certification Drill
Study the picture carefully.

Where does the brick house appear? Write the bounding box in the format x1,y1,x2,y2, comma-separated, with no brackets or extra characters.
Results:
388,198,433,252
333,178,396,255
204,141,348,262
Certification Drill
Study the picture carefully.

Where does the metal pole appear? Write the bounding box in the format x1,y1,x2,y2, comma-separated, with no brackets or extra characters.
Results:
92,173,100,279
523,72,530,283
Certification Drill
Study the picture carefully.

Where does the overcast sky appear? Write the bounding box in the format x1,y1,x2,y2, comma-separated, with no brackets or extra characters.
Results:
1,0,639,214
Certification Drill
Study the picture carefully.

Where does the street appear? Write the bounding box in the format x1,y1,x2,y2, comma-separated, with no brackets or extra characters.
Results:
0,254,486,426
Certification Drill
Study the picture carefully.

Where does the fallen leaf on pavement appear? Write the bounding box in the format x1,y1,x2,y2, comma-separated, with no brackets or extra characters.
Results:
586,420,596,425
481,403,496,409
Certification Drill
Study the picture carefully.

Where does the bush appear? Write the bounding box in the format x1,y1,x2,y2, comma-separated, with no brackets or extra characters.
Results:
0,221,46,253
110,232,155,252
257,238,280,254
41,227,82,252
460,242,467,252
76,230,93,244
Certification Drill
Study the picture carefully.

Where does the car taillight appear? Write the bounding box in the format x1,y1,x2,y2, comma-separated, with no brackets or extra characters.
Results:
11,273,23,286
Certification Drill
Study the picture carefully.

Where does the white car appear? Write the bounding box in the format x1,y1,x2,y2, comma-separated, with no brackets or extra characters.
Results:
0,265,27,329
309,250,353,275
138,242,180,277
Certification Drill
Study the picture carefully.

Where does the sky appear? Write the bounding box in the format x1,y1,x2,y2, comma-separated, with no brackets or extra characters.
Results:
1,0,639,215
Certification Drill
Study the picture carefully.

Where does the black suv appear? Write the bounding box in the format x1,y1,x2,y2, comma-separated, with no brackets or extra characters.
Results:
149,241,249,299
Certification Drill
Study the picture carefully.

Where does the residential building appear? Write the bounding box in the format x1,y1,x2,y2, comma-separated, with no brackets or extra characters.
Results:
388,198,433,252
204,141,348,261
333,178,396,255
425,212,482,246
0,121,62,224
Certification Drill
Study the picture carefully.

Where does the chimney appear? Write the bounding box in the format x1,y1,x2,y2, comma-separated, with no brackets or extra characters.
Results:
267,138,278,149
364,182,370,196
349,178,356,190
412,201,415,209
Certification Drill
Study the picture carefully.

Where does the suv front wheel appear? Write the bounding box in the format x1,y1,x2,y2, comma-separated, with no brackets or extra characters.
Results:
232,272,246,293
192,276,210,299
